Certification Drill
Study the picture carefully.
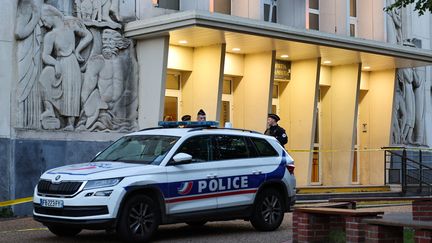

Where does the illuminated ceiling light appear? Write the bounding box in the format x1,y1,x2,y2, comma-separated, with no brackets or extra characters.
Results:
232,47,241,52
178,40,188,44
363,66,371,70
323,60,332,64
280,54,289,58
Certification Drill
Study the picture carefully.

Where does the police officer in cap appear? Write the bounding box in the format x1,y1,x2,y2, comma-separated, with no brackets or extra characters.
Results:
265,114,288,146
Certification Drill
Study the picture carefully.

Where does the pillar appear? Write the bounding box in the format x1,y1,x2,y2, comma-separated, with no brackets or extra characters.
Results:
136,36,170,128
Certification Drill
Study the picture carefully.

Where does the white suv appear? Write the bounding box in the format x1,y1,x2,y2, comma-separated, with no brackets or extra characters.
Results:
33,122,296,242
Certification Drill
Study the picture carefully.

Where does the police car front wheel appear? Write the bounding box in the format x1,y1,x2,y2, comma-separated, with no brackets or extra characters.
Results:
117,195,161,242
250,189,285,231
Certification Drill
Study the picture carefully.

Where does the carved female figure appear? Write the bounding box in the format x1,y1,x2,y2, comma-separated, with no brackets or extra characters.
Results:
40,5,91,130
15,0,44,128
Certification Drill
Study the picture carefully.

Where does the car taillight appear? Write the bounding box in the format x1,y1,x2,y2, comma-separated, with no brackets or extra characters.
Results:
286,164,295,175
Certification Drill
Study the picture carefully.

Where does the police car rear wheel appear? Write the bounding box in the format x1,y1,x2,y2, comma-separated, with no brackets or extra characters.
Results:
117,195,160,242
250,189,284,231
47,225,81,237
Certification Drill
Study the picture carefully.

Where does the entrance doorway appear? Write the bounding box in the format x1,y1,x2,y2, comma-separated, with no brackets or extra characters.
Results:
311,87,324,184
164,71,182,121
272,83,280,115
220,78,234,127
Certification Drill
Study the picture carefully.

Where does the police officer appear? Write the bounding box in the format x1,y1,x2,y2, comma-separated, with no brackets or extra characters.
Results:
264,114,288,146
197,109,206,121
181,115,191,121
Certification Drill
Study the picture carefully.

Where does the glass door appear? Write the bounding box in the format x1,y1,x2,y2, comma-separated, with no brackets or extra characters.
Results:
220,78,234,127
164,72,182,121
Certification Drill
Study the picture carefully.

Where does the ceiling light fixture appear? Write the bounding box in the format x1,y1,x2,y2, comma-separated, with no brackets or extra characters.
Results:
363,66,371,70
178,40,188,44
280,54,289,58
323,60,332,64
232,48,241,52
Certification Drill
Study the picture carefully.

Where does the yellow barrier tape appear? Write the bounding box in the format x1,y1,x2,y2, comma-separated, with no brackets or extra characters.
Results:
0,197,33,207
288,147,429,153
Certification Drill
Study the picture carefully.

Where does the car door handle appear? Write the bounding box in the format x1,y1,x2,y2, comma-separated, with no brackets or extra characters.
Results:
252,170,262,175
207,174,218,179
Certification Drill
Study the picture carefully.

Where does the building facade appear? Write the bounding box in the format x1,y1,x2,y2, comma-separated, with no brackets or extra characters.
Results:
1,0,432,214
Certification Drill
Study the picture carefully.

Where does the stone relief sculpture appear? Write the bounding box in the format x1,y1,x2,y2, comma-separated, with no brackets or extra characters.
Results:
16,0,138,132
387,1,429,147
15,0,44,129
400,68,416,144
77,29,137,132
386,0,403,44
75,0,120,23
413,67,427,145
39,4,92,130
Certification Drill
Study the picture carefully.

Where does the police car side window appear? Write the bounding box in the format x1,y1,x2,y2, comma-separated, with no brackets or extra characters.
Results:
175,135,211,163
251,137,278,157
214,135,252,160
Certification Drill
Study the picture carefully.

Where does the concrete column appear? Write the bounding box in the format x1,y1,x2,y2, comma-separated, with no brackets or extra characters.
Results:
0,0,16,138
136,36,170,128
368,69,395,185
181,44,225,121
234,51,274,132
279,58,320,186
0,0,16,203
321,64,361,186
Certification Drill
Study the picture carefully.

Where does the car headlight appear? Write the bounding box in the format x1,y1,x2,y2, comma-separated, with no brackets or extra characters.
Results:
83,178,122,190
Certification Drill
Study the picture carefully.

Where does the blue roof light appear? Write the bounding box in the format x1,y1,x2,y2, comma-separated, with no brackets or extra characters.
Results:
158,121,219,128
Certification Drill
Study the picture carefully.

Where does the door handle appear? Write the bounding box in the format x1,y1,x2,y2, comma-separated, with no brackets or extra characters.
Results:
207,174,218,179
252,170,262,175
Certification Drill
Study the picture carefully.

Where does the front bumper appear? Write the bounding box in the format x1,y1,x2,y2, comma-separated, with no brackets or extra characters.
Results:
33,215,116,230
34,203,109,217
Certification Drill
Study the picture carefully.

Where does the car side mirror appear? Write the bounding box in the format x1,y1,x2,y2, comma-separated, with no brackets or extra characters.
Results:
172,153,192,164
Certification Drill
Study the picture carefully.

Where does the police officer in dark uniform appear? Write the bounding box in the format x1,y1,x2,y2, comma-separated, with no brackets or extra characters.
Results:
264,114,288,146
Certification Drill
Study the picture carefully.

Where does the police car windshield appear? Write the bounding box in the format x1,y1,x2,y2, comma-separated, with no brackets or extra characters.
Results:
93,135,179,165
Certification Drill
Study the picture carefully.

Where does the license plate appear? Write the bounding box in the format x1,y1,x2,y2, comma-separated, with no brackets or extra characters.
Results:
40,199,64,208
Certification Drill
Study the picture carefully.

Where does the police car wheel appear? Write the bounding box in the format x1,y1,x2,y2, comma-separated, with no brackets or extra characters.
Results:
186,221,207,227
117,195,160,242
47,224,81,237
250,189,285,231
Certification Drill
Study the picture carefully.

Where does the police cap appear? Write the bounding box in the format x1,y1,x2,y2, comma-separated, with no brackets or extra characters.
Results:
268,113,280,122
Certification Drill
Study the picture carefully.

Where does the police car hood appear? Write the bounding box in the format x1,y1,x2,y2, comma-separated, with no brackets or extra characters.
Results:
43,162,160,180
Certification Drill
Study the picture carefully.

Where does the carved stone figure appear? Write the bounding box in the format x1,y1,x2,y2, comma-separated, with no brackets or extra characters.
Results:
75,0,120,23
39,4,92,130
413,67,427,145
78,29,136,131
400,68,415,144
15,0,44,129
392,82,406,145
386,0,403,44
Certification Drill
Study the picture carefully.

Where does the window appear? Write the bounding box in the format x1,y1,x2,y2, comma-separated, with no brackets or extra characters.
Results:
93,135,179,165
156,0,179,10
251,138,278,157
308,0,319,30
214,135,253,160
309,0,319,10
175,136,212,162
349,0,357,37
350,0,357,17
164,72,182,121
223,79,232,95
350,24,356,37
214,0,231,14
309,13,319,30
263,0,277,23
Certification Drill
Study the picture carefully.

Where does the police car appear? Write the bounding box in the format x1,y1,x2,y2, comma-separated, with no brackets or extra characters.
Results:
33,121,296,242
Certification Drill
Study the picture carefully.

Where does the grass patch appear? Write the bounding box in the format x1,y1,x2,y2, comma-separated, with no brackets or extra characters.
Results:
0,207,13,218
328,229,345,243
404,228,414,243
